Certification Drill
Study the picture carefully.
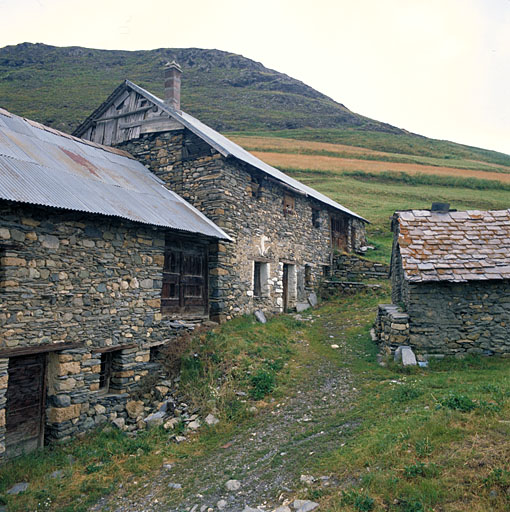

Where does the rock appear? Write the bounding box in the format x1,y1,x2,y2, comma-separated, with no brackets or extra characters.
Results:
307,292,318,307
225,479,241,491
175,435,187,443
205,413,219,426
126,400,144,419
168,482,182,489
50,470,64,479
217,499,227,510
155,385,170,396
300,474,315,485
159,399,175,414
94,404,106,415
7,482,29,495
163,463,173,471
254,310,266,324
330,344,339,349
401,347,417,366
164,417,180,429
296,302,310,312
188,420,200,430
273,507,291,512
112,417,125,430
242,507,261,512
293,500,319,512
144,411,166,428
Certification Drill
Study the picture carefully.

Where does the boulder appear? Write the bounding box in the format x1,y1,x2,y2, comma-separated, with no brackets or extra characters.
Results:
205,413,219,426
144,411,166,428
307,292,318,307
126,400,144,419
254,310,267,324
225,479,241,491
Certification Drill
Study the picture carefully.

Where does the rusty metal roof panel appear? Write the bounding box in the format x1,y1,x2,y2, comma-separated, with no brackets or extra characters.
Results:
121,81,368,223
396,209,510,283
0,109,230,240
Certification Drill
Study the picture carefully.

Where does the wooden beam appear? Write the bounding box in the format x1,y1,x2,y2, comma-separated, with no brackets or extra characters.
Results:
93,106,153,123
92,343,137,354
0,342,83,358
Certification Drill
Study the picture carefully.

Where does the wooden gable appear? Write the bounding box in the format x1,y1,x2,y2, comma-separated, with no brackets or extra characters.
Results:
80,87,183,146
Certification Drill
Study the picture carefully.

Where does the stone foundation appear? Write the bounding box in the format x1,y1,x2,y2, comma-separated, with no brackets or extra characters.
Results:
374,304,410,351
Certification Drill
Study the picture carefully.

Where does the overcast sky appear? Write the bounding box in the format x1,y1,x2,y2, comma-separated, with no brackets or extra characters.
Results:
1,0,509,155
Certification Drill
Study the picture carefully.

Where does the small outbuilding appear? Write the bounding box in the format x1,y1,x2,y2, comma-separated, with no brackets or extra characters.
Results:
376,204,510,357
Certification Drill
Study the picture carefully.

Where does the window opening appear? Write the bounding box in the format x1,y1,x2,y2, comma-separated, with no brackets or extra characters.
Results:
283,194,295,216
305,265,312,288
254,262,262,297
99,352,113,391
312,208,320,228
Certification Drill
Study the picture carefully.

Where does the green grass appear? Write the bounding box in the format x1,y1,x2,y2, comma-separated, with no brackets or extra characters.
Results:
300,293,510,512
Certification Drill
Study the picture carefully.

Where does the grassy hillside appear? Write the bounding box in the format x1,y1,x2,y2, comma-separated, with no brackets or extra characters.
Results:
0,43,401,135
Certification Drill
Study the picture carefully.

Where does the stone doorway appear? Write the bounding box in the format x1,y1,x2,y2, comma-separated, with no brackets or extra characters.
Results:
5,353,47,458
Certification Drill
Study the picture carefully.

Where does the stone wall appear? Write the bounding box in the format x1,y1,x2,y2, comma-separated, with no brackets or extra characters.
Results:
332,254,389,281
0,202,210,458
374,304,409,351
321,281,382,298
117,129,367,320
406,280,510,357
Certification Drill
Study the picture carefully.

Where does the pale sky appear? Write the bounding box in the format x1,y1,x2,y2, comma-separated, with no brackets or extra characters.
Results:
1,0,509,155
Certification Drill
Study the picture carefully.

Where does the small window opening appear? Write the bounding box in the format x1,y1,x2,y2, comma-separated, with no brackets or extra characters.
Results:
283,194,295,215
254,262,262,297
99,352,113,391
150,346,161,363
305,265,312,288
322,265,331,278
250,176,262,199
312,208,320,228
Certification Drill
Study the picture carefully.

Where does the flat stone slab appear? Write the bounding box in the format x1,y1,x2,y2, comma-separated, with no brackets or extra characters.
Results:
254,310,267,324
296,302,310,312
402,347,417,366
7,482,29,495
308,292,318,307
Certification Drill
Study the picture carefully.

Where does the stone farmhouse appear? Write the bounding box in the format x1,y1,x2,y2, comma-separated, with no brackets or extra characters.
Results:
0,107,229,458
376,204,510,357
0,63,367,458
73,62,368,322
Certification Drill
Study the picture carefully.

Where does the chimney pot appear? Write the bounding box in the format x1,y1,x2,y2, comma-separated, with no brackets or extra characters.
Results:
431,202,450,213
164,61,182,111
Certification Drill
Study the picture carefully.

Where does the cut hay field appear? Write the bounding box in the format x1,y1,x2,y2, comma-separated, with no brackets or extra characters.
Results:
229,133,510,263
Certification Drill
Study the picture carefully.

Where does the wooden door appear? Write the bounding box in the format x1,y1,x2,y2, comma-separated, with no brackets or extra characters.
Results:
6,353,47,458
331,215,348,251
283,264,289,312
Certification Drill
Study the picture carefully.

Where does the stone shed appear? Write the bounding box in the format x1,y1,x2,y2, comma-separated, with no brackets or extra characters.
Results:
73,62,368,321
376,205,510,357
0,108,228,459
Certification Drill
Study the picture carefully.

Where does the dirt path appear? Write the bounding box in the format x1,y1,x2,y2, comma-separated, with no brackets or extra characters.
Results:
91,314,358,512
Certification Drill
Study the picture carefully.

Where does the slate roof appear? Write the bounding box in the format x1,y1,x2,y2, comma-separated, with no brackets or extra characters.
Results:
396,209,510,283
74,80,368,223
0,107,230,240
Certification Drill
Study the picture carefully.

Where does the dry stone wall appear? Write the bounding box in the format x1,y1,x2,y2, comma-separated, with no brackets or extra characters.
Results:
406,280,510,357
118,129,366,320
0,203,208,456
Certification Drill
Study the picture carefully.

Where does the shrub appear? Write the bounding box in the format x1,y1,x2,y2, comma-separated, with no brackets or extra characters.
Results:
392,385,423,403
250,369,276,399
437,392,477,412
341,489,375,511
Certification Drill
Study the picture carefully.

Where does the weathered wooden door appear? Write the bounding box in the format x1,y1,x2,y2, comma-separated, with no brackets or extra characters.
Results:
331,215,348,251
6,354,47,458
283,264,289,312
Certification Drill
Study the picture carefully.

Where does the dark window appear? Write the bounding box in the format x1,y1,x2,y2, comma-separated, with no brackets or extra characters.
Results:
99,352,113,391
150,346,161,363
250,176,262,199
283,194,295,215
253,262,262,297
322,265,331,278
162,239,208,315
312,208,320,228
305,265,312,287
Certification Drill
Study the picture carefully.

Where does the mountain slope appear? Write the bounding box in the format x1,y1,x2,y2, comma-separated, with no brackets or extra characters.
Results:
0,42,402,134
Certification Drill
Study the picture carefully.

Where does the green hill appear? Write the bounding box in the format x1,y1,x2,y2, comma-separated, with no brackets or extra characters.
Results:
0,42,402,135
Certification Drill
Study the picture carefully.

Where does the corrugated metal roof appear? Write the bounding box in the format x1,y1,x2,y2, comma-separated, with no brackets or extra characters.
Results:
75,80,367,222
0,109,230,240
396,209,510,283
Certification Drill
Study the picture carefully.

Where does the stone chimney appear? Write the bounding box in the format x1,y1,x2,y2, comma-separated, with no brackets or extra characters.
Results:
431,202,450,213
164,61,182,111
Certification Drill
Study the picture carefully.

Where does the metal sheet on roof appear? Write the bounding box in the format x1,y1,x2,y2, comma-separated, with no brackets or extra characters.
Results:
124,81,368,223
0,109,230,240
